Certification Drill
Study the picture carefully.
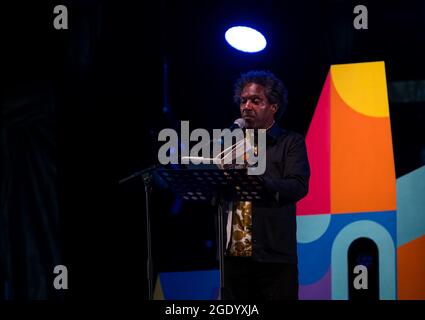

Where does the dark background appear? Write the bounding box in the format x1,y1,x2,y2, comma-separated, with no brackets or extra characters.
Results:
1,0,424,300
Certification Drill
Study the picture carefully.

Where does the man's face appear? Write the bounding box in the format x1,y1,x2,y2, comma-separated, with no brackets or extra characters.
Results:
239,83,277,129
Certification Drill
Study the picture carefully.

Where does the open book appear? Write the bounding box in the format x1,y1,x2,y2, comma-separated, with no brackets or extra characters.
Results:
181,136,254,169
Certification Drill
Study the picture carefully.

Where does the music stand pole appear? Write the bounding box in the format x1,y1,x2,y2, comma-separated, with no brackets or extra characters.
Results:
119,165,158,300
216,196,226,299
143,172,153,300
142,172,154,300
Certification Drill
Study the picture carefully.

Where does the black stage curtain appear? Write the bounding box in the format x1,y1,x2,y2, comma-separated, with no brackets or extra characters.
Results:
0,84,63,300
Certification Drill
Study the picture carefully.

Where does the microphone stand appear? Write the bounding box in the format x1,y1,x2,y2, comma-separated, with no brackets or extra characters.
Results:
119,164,160,300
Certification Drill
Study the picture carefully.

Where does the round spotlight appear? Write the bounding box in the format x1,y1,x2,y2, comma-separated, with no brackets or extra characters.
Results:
225,26,267,53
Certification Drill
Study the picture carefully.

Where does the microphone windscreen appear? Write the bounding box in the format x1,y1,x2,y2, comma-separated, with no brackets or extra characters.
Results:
234,118,246,129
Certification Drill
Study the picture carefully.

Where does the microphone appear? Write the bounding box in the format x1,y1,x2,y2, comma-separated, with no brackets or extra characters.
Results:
229,118,246,130
213,118,246,146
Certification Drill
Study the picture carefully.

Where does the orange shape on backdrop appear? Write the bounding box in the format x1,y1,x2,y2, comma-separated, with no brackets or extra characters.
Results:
397,235,425,300
330,77,396,214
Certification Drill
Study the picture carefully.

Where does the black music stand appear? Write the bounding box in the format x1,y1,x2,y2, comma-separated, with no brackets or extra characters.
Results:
156,167,269,299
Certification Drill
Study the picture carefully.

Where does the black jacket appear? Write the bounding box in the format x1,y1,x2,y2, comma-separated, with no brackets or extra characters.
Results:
224,123,310,264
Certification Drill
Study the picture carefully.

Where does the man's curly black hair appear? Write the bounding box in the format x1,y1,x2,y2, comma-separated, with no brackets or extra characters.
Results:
233,70,288,121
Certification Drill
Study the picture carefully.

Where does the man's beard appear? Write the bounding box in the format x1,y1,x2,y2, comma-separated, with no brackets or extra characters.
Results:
242,112,256,128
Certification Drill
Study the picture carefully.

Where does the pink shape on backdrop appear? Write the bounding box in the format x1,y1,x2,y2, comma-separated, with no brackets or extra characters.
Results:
297,72,331,215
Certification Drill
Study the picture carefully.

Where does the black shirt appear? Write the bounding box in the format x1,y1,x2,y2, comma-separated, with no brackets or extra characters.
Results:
225,123,311,264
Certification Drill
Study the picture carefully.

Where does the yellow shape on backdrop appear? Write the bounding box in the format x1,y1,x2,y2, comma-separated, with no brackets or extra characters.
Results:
331,61,389,118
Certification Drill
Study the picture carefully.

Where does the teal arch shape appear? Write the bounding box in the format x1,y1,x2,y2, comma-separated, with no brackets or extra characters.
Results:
297,213,331,243
331,220,396,300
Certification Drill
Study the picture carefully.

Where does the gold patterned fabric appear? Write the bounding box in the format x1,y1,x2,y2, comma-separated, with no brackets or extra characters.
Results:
225,132,259,257
228,201,252,257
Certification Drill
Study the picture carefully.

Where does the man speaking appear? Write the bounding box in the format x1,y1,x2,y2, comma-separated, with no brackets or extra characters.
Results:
223,70,310,300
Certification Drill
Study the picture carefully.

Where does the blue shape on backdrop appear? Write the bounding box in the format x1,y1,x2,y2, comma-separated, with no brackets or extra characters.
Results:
160,270,219,300
396,165,425,246
298,211,396,285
